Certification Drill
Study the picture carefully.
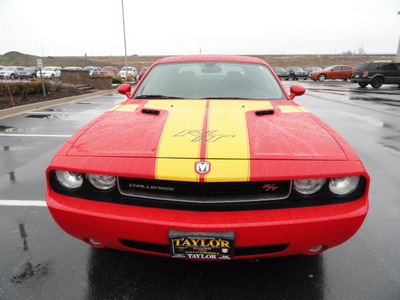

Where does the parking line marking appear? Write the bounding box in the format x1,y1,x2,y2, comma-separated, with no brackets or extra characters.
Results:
0,134,72,137
0,200,47,207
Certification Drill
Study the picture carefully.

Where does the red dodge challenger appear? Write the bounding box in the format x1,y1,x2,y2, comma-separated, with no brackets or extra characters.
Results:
46,55,369,260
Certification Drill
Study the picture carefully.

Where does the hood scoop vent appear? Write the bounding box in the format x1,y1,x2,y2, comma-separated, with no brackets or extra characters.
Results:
142,109,160,115
255,109,274,116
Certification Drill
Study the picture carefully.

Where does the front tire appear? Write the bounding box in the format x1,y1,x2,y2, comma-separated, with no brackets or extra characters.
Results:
318,74,326,81
371,77,383,88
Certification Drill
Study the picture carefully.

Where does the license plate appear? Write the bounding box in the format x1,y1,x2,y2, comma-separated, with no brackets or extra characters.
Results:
169,230,235,260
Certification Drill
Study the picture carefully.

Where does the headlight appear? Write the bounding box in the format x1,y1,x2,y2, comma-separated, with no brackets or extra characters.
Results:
294,178,326,195
86,173,116,190
329,176,360,196
55,170,83,190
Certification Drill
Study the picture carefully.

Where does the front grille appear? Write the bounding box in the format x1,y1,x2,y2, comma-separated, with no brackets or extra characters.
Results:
118,177,291,204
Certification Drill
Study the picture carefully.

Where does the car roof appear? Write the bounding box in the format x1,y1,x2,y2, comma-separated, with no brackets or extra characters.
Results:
154,55,268,65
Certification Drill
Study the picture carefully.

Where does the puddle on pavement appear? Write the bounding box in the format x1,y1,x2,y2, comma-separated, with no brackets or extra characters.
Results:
44,108,72,112
0,125,15,132
348,96,400,108
11,223,51,285
25,114,72,120
0,125,37,133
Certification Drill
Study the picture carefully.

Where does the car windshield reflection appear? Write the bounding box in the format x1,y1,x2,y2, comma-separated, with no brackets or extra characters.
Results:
134,62,286,100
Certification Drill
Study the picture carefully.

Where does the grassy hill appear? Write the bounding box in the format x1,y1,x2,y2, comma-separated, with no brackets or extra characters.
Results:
0,51,396,71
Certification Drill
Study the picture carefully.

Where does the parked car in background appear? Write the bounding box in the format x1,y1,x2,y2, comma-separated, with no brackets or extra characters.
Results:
83,66,101,76
138,67,149,80
119,67,138,81
98,66,119,76
305,67,322,75
309,65,354,81
351,61,400,88
39,66,62,80
0,66,25,79
273,67,290,80
64,67,83,70
19,67,40,79
286,67,308,80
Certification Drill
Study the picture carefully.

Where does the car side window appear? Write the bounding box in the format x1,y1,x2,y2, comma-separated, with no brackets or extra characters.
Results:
368,63,380,71
383,63,397,71
333,67,341,71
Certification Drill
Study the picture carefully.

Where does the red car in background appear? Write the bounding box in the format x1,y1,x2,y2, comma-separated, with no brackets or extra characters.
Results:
309,65,354,81
138,67,149,80
46,55,369,260
98,66,119,76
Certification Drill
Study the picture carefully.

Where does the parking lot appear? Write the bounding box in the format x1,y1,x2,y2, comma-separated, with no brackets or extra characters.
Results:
1,81,400,299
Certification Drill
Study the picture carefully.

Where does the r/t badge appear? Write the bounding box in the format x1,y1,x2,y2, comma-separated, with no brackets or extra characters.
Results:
195,161,211,175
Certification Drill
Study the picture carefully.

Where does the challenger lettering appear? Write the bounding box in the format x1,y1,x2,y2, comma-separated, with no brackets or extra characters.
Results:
129,183,174,192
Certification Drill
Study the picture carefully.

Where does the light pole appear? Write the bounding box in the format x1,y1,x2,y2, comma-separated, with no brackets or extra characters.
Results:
121,0,128,74
397,11,400,62
357,36,364,55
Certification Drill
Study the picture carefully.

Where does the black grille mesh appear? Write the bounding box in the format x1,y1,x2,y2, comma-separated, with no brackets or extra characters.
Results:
118,177,291,203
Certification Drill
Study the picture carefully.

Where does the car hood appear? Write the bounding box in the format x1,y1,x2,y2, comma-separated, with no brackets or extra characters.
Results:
67,99,347,161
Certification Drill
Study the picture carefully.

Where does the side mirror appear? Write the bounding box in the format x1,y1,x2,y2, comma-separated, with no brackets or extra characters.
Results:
117,83,132,97
288,85,305,100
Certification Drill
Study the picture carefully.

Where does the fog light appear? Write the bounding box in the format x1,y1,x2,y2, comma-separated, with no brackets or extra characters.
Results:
309,245,324,253
87,238,102,246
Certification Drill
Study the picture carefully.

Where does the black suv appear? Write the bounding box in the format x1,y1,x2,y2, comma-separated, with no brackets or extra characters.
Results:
351,61,400,88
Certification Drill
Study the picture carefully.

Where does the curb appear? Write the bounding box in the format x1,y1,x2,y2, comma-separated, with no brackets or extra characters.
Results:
0,90,115,120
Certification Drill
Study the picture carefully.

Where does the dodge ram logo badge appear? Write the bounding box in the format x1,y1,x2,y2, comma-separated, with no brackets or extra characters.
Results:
195,162,211,174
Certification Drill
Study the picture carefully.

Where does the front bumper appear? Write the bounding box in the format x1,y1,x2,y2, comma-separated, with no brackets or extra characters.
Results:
46,188,368,259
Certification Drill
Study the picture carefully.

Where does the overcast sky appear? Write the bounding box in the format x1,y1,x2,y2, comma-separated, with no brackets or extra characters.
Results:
1,0,399,57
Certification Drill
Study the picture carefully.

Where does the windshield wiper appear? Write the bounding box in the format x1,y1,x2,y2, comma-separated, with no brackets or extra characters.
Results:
133,95,183,99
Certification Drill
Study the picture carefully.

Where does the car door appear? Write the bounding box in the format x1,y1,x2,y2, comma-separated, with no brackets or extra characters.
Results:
330,66,342,79
382,63,398,84
342,66,353,79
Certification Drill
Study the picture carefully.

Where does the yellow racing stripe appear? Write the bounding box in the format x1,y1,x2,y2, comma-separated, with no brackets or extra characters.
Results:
146,100,207,181
114,104,140,112
278,105,310,113
205,100,272,182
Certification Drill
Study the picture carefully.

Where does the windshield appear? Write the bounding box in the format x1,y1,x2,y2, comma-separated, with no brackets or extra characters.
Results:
134,61,286,100
42,67,53,71
24,67,35,71
121,67,133,71
292,67,304,71
102,67,114,71
3,67,14,71
274,67,285,72
324,66,335,71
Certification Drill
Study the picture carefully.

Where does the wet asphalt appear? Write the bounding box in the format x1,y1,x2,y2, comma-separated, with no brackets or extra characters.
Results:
0,82,399,300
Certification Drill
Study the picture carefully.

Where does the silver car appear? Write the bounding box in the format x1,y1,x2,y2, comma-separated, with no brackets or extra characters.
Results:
0,66,25,79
